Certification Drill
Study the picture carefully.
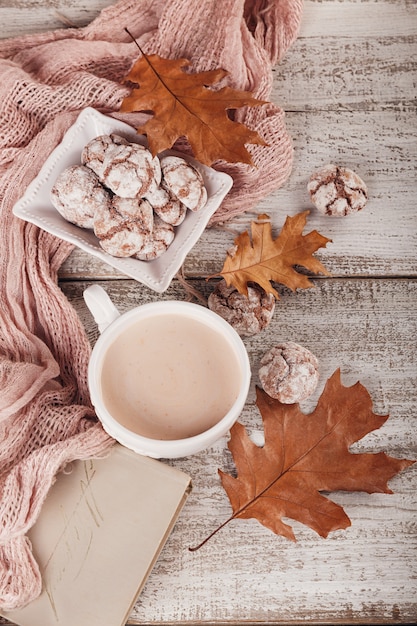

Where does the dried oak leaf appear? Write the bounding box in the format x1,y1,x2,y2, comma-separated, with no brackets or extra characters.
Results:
212,211,331,298
190,370,415,550
119,51,267,166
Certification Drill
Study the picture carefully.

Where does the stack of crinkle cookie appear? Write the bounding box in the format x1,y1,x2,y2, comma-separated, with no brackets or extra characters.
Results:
50,134,208,260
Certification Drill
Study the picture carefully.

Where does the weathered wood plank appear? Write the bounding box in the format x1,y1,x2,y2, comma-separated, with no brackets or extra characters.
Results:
2,2,416,115
55,276,417,625
59,108,417,281
300,0,417,38
1,1,416,624
1,0,416,40
0,0,115,39
60,276,417,436
2,0,415,281
272,36,417,112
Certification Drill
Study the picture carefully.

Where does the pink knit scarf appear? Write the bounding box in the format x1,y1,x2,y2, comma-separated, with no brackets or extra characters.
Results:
0,0,302,610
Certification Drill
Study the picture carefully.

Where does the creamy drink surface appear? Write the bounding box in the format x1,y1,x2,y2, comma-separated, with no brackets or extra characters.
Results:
101,313,242,440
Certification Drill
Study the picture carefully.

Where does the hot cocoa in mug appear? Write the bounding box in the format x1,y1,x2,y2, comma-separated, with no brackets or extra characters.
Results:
84,286,251,458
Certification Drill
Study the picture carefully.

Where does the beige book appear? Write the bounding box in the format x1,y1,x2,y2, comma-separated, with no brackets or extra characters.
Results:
1,444,191,626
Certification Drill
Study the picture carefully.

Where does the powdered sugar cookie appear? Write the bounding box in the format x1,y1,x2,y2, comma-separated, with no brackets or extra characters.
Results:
112,195,155,227
100,142,161,198
160,155,207,211
50,164,111,229
208,281,275,337
81,134,129,180
145,182,187,226
134,215,175,261
83,134,161,198
258,341,319,404
308,164,368,216
93,198,154,257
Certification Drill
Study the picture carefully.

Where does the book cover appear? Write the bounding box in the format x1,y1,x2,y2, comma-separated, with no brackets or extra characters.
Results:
1,444,191,626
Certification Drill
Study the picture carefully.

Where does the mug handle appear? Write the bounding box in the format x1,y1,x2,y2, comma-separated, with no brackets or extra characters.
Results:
83,285,121,333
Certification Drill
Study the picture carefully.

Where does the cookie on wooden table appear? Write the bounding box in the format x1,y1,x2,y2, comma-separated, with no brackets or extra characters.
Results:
308,164,368,216
259,341,319,404
208,280,275,336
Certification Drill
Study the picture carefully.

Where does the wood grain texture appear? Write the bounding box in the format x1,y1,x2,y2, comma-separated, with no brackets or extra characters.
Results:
273,39,417,112
0,0,416,624
0,0,115,38
58,277,417,626
60,108,417,280
1,0,416,40
300,1,417,39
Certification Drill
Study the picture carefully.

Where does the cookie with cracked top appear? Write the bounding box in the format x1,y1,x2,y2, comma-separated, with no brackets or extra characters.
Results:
93,197,154,257
145,182,187,226
308,164,368,216
208,280,275,337
160,155,207,211
134,215,175,261
83,134,161,199
50,164,111,229
81,134,129,179
259,341,319,404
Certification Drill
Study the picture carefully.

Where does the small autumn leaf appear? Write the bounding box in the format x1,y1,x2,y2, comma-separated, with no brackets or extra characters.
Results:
119,35,267,166
190,370,415,550
212,211,331,298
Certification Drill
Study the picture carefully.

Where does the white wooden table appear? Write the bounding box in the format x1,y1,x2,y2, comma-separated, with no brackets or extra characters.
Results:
1,1,416,624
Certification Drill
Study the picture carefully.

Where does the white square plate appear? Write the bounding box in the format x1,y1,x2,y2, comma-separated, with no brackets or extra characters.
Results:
13,107,233,292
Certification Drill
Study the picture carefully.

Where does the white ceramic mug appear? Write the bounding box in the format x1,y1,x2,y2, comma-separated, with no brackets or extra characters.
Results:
84,285,251,458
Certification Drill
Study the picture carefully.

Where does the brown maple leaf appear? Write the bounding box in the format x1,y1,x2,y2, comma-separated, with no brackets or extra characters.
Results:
190,370,415,550
119,35,267,166
212,211,332,298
